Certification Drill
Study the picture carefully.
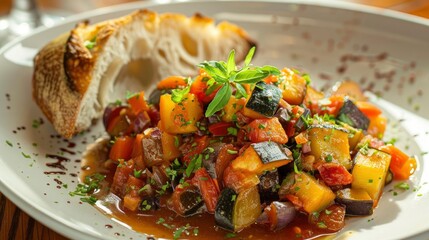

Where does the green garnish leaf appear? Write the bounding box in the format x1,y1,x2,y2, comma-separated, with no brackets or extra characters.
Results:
234,69,269,84
205,84,232,117
234,82,247,98
244,46,256,67
226,49,236,74
171,86,190,103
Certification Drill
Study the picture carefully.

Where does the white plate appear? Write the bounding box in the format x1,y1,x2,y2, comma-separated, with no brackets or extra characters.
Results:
1,0,429,239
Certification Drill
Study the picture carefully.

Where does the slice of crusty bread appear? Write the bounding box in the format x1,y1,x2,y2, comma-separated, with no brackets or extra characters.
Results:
33,9,255,138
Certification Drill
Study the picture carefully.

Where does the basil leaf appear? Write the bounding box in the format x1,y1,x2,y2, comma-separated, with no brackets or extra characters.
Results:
234,69,269,83
171,86,190,103
198,62,228,82
205,84,232,117
226,49,236,75
206,82,221,95
260,65,281,75
235,83,247,98
244,46,256,67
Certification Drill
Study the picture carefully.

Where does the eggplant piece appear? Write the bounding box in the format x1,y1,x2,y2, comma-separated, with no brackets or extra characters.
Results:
258,170,280,203
257,201,296,231
245,81,282,117
335,188,373,216
141,128,164,167
215,186,261,232
169,185,204,217
148,89,171,106
294,107,311,132
274,107,291,127
337,99,370,130
202,142,226,179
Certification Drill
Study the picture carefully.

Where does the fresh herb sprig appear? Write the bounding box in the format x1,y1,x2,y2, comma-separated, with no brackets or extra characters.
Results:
199,47,281,117
170,47,281,117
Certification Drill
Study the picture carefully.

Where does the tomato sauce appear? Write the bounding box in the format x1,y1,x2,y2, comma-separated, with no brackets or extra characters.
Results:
80,138,337,240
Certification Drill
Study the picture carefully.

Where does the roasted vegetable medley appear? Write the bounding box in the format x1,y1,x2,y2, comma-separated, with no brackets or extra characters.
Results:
82,48,417,239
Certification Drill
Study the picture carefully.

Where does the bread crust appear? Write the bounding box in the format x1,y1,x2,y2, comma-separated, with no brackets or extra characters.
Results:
33,9,255,138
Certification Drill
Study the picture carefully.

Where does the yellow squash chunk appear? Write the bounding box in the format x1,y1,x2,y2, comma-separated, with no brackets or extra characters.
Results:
159,93,203,134
307,125,352,169
290,172,335,213
352,148,391,205
278,68,307,105
222,96,246,122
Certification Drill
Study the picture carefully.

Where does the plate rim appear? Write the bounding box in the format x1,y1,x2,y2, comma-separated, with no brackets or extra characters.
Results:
1,0,429,239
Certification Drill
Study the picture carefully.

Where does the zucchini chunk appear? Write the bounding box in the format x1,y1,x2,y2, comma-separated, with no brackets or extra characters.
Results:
335,188,374,216
231,141,292,174
215,186,261,232
245,82,282,117
279,172,335,213
215,188,236,231
307,124,352,169
337,99,370,130
351,148,391,205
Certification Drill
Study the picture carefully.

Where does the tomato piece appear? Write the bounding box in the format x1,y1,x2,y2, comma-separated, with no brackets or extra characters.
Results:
317,163,353,186
190,75,219,104
246,118,288,144
380,145,417,180
181,135,210,164
127,91,149,115
309,204,346,232
313,96,344,116
192,168,220,213
109,136,135,161
215,144,238,184
355,101,382,118
208,122,234,136
157,76,187,90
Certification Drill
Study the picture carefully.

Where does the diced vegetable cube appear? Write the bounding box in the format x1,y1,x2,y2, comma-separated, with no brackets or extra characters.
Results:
245,82,282,117
307,124,352,169
351,148,391,205
159,93,203,134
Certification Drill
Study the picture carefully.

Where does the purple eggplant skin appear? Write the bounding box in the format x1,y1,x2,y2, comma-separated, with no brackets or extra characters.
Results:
337,99,369,130
258,170,280,203
257,201,296,231
132,111,152,134
202,142,226,179
142,128,164,167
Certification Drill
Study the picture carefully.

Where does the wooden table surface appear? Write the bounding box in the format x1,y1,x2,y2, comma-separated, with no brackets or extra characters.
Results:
1,0,429,239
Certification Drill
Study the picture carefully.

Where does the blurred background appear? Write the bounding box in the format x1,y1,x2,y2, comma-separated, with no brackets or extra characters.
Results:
0,0,429,47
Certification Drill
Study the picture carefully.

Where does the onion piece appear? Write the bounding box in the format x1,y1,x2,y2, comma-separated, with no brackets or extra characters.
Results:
257,201,296,231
